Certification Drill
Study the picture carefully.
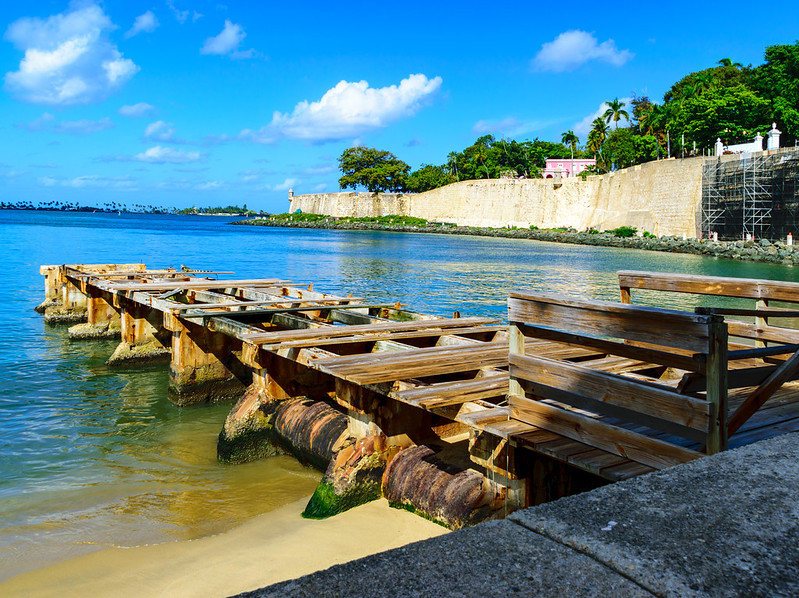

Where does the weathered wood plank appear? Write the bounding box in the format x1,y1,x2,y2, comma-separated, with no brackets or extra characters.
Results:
727,350,799,436
318,343,508,384
514,322,706,373
256,325,506,352
169,298,365,312
390,374,509,408
509,353,711,431
618,270,799,303
244,316,500,344
509,394,704,469
727,320,799,344
103,278,296,290
508,292,714,353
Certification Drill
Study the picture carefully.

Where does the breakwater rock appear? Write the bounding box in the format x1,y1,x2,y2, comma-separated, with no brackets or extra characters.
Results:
234,219,799,266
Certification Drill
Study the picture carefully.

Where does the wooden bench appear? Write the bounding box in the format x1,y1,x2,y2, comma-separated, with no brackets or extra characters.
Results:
507,291,729,474
618,271,799,437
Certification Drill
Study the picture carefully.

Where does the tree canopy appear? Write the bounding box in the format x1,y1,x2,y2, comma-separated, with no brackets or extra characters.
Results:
338,147,410,192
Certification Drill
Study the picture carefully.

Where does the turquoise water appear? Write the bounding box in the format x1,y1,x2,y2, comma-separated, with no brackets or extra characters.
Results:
2,210,798,580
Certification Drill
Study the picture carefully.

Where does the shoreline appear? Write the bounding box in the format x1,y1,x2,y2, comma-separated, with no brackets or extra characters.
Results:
0,497,448,598
233,219,799,266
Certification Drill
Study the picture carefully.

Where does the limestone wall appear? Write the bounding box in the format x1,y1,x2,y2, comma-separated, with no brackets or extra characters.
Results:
289,157,704,237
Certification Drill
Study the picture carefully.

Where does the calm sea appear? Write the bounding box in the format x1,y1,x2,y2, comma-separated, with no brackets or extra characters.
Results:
2,210,798,580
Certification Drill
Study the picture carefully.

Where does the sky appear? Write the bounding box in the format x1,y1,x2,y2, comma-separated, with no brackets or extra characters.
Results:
1,1,798,213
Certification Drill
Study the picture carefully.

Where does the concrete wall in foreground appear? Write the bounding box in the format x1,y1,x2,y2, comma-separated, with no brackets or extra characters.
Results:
289,156,704,237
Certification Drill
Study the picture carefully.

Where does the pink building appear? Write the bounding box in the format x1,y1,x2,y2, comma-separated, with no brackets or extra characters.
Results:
541,158,596,179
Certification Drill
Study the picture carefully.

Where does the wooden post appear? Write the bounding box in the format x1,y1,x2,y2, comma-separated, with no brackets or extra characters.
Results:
705,317,729,454
166,316,248,406
508,321,525,398
106,299,171,365
619,285,632,304
68,288,121,340
755,298,768,350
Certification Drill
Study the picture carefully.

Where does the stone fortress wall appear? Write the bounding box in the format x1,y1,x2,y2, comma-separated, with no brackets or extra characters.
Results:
289,156,705,237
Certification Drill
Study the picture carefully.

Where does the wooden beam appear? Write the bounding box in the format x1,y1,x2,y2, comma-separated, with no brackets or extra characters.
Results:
618,270,799,303
509,353,711,431
728,351,799,436
102,279,295,291
244,316,500,344
515,322,706,373
169,298,365,312
509,394,703,469
508,292,715,353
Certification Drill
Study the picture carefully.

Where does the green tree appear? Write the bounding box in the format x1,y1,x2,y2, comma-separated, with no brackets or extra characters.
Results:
604,128,636,170
752,41,799,143
405,164,456,192
718,57,743,68
338,146,410,192
604,98,629,129
673,85,771,148
586,118,609,160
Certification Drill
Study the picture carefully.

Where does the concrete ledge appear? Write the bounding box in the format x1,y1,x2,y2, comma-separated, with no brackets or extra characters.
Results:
238,432,799,598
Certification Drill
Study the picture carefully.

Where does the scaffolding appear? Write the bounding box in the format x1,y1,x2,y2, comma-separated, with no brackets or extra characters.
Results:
701,149,799,240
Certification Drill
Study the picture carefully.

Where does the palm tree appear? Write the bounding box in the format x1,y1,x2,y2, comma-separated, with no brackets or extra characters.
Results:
603,98,629,129
586,118,608,157
561,130,579,177
718,57,743,68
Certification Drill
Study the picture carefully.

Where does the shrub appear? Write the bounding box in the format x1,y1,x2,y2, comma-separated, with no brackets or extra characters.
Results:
609,226,637,238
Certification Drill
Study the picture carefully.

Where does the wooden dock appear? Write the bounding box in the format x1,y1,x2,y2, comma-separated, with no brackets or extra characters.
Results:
37,264,799,526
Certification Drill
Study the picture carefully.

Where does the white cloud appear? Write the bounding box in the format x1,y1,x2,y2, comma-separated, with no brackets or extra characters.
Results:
240,74,442,144
144,120,176,141
312,183,327,192
119,102,156,118
272,178,298,191
126,11,158,38
4,3,140,105
167,1,202,24
133,146,202,164
196,180,223,190
573,98,632,137
20,112,114,135
532,30,633,73
201,20,256,59
37,174,135,189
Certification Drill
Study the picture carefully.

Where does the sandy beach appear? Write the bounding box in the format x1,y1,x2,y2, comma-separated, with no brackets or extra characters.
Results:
0,497,448,597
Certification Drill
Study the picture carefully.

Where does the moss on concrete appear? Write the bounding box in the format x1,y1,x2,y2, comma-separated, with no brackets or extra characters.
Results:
68,322,121,341
217,428,284,464
302,479,381,520
106,340,171,366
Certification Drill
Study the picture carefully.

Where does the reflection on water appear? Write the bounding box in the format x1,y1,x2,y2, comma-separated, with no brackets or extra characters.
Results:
3,211,799,581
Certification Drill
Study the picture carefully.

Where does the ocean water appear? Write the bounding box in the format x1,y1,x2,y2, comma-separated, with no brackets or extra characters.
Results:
2,210,798,581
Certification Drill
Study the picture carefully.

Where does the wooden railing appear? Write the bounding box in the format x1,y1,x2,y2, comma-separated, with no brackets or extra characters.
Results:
618,270,799,437
507,291,728,472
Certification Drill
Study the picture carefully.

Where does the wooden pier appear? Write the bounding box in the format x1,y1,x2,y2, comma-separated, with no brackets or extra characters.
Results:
38,264,799,527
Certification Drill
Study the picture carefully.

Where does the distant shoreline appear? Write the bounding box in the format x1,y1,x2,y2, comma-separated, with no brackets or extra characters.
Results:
233,218,799,266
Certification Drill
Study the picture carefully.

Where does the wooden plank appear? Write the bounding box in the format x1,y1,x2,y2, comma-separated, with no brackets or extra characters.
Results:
509,353,711,431
727,320,799,344
170,298,365,312
256,325,506,352
617,270,799,303
186,303,391,319
390,374,508,408
515,323,706,372
245,316,499,344
318,343,508,384
509,394,704,469
508,292,715,353
103,278,295,291
599,461,657,481
727,350,799,436
456,406,511,429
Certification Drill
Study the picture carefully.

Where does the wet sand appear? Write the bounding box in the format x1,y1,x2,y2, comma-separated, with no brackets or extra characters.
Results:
0,497,448,597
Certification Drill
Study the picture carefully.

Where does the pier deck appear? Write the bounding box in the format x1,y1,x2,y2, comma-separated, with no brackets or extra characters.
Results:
39,264,799,522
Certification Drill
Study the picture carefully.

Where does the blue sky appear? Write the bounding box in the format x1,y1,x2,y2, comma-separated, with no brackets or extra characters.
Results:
1,1,798,213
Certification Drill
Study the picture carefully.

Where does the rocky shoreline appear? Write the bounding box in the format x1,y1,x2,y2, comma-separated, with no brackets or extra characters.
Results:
233,219,799,266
